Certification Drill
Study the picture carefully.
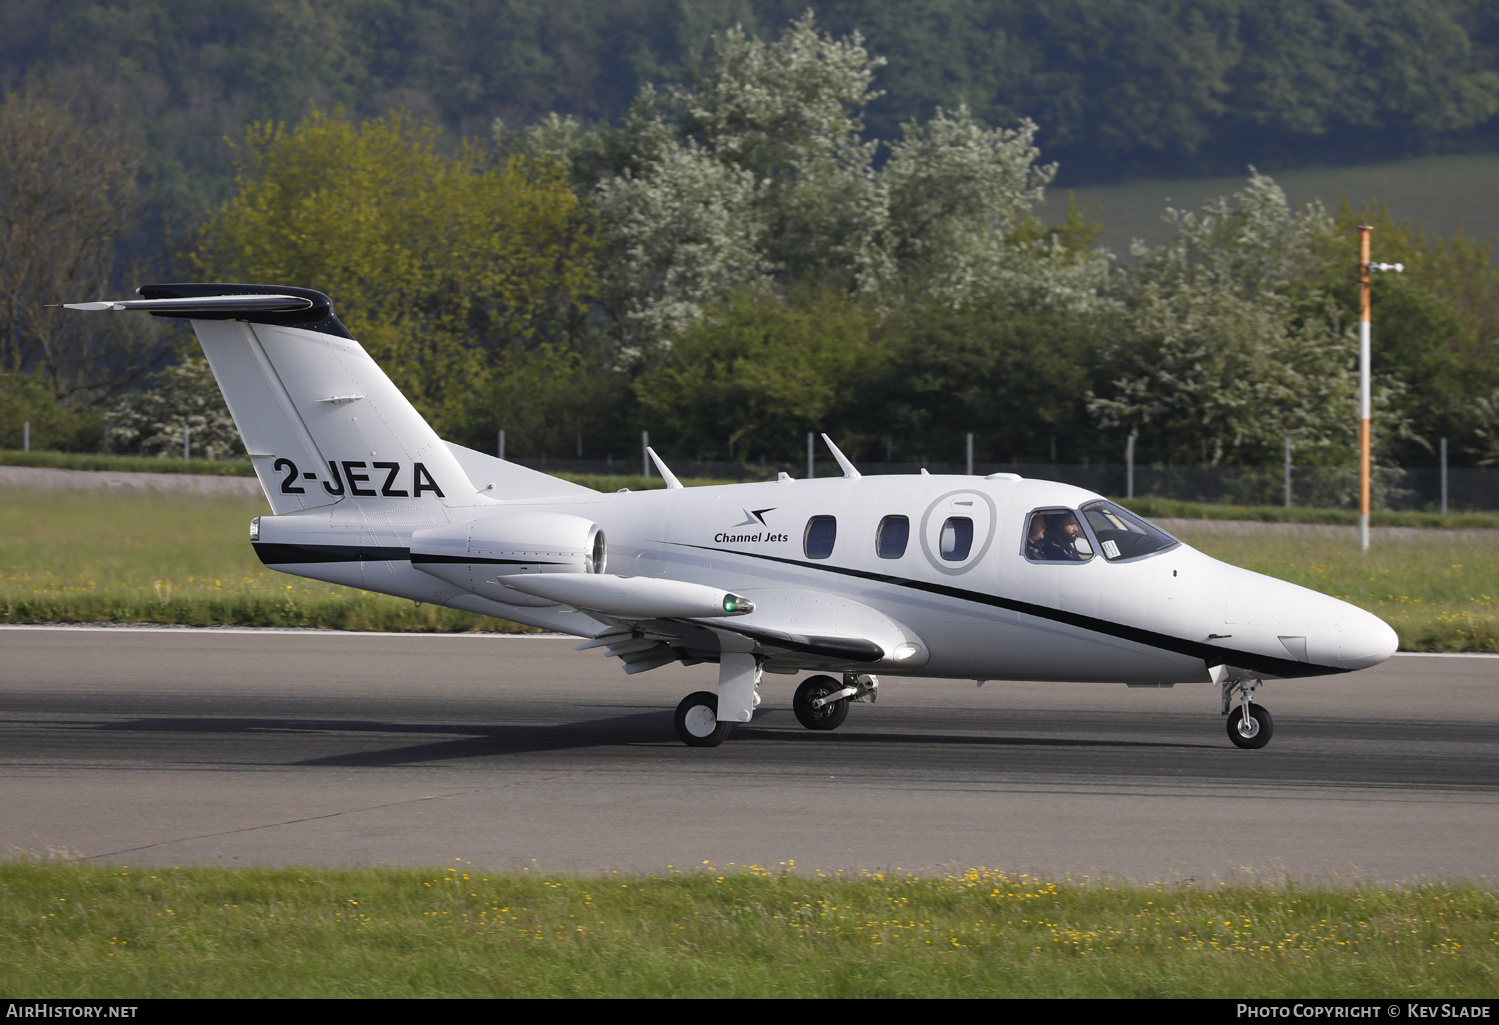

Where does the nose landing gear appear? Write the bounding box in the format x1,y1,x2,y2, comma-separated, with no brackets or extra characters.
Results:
1220,674,1273,749
1227,702,1273,749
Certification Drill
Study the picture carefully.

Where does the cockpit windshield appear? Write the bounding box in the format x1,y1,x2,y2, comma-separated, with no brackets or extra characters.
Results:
1079,500,1179,561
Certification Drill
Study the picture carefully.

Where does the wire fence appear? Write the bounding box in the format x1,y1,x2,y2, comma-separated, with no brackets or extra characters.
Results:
513,457,1499,512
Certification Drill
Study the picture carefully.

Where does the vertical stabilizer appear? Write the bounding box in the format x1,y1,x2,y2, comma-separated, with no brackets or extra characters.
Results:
195,317,476,514
60,283,480,515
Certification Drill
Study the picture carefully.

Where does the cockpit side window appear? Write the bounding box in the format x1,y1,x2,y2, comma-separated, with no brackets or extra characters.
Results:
1079,500,1179,561
1023,509,1094,563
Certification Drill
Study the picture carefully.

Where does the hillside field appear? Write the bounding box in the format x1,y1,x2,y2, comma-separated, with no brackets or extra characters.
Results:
1046,152,1499,253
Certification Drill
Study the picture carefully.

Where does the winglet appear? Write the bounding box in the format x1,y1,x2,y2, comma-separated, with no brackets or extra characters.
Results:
820,433,861,479
646,447,683,489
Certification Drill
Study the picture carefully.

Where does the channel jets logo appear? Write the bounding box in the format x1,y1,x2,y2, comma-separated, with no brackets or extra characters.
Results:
713,507,788,545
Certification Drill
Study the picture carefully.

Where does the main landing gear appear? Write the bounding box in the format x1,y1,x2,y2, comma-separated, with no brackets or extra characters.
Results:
673,670,880,747
673,651,761,747
674,691,733,748
792,673,878,732
1221,676,1273,750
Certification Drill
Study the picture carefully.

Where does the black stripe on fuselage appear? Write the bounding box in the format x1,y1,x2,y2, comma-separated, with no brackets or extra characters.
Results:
408,553,563,567
252,542,559,568
253,542,409,565
664,543,1343,679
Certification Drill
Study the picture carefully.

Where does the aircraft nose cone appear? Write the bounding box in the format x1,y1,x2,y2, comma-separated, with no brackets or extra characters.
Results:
1340,606,1399,670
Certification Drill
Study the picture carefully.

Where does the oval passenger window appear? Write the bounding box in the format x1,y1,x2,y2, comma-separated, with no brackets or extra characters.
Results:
940,517,973,561
804,515,837,560
876,515,909,559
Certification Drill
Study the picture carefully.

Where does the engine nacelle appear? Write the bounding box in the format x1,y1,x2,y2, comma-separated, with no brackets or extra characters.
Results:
409,511,605,607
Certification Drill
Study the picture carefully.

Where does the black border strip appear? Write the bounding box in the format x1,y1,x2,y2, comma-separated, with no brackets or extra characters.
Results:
666,543,1343,679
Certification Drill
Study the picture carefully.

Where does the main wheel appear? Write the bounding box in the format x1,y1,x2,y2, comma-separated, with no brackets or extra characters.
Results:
794,675,850,731
1227,703,1273,749
675,691,732,747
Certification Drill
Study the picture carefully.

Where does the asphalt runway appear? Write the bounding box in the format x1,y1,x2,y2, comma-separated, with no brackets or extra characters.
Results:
2,626,1495,882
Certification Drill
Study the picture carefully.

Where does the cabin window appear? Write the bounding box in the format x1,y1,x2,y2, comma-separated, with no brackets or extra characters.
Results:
804,515,837,559
1023,509,1094,563
1079,500,1178,561
939,517,974,561
876,515,909,559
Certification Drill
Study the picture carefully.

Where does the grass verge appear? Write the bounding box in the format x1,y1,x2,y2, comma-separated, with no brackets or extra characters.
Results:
0,863,1493,998
8,450,1498,527
0,449,254,476
0,489,523,632
3,488,1497,648
1120,496,1499,531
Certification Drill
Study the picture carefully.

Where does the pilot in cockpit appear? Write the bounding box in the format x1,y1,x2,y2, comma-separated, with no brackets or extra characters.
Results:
1027,511,1088,561
1025,515,1048,560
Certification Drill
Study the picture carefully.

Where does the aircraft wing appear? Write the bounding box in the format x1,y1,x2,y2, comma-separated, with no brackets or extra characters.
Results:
540,582,926,675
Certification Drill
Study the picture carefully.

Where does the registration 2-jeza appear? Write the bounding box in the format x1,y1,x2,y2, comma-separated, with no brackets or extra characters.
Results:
273,457,446,498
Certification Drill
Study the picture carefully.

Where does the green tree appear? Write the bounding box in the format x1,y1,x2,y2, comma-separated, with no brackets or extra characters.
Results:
0,93,165,407
1320,201,1499,465
634,286,886,462
1092,172,1409,470
0,369,100,451
871,298,1115,465
194,108,599,447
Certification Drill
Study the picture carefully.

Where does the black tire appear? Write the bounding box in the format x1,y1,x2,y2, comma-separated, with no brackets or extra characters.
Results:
1227,703,1273,749
675,691,732,747
794,675,850,731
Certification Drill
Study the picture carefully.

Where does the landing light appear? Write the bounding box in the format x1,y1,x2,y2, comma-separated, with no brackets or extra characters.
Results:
893,642,919,660
723,593,755,615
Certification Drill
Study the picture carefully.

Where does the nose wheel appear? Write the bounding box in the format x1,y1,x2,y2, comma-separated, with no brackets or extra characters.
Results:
1218,674,1274,749
1227,702,1273,749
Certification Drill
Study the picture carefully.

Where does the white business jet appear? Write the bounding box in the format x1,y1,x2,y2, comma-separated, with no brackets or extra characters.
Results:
66,285,1399,749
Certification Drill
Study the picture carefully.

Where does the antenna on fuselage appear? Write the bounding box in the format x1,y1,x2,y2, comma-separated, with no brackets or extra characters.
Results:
820,433,861,479
646,447,683,489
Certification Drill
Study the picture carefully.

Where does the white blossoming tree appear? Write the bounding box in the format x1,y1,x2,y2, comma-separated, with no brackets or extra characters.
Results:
501,12,1109,359
1091,172,1408,474
106,358,243,460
